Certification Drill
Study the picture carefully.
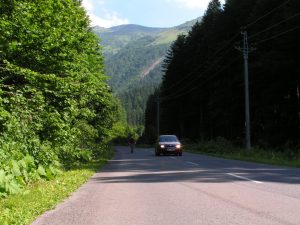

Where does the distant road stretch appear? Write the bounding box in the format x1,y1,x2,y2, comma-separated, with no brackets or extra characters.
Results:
32,146,300,225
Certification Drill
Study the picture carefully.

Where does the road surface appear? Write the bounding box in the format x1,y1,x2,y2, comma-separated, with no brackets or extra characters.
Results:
32,146,300,225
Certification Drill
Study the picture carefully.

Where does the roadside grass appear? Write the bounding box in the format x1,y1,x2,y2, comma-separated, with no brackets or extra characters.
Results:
184,140,300,168
0,154,113,225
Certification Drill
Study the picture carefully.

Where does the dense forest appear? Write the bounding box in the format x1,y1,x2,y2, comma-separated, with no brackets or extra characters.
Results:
0,0,125,196
105,36,168,127
95,20,198,127
145,0,300,149
118,66,162,126
106,36,168,93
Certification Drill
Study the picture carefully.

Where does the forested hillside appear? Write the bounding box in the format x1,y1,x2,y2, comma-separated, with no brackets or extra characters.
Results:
105,36,168,93
94,20,199,126
145,0,300,149
0,0,124,196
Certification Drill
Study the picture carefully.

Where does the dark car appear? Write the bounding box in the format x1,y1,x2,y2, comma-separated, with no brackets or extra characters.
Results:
155,135,182,156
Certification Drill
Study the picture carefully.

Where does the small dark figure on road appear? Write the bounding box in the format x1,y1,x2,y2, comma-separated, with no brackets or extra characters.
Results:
128,136,136,153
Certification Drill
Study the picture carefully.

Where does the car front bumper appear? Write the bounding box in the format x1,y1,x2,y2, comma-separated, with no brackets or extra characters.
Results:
158,148,182,154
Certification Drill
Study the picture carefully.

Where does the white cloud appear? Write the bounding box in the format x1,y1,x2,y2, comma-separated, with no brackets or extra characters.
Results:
88,11,129,28
169,0,225,9
82,0,94,11
175,0,210,9
82,0,129,28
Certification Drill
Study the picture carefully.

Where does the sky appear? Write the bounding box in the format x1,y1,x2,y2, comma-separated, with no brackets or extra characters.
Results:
82,0,225,28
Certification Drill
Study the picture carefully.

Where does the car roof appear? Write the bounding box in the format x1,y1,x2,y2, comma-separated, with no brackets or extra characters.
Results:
158,135,179,141
159,135,177,137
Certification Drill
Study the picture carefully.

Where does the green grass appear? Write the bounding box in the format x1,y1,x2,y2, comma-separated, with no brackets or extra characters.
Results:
184,141,300,168
0,158,112,225
153,29,185,45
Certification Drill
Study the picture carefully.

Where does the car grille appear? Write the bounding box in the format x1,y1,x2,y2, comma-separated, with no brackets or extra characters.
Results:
165,144,175,148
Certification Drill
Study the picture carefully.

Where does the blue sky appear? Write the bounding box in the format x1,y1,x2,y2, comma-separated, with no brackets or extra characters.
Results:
82,0,225,28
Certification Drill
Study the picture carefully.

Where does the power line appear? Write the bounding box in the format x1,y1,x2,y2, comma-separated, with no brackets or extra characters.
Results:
161,56,241,102
244,0,291,29
248,12,300,41
161,22,300,102
159,0,295,102
160,36,240,99
255,24,300,45
160,57,239,102
160,33,240,94
160,53,232,100
160,1,292,96
160,1,291,95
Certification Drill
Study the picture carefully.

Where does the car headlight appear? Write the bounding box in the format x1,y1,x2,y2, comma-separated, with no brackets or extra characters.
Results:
176,144,181,149
160,145,165,148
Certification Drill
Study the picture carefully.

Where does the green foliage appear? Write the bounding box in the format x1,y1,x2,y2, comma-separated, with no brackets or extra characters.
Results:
0,155,60,197
143,89,160,144
0,0,122,197
152,0,300,150
185,139,300,167
95,20,199,127
0,170,21,197
0,158,110,225
107,37,168,93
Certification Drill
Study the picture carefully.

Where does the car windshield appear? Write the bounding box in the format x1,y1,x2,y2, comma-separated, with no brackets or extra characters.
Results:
159,135,178,142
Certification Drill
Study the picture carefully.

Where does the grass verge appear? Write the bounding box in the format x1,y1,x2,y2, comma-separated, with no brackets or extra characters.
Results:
0,155,112,225
184,141,300,168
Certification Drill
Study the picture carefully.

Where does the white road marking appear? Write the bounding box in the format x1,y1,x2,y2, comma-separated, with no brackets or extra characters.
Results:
170,157,176,159
227,173,263,184
187,162,199,166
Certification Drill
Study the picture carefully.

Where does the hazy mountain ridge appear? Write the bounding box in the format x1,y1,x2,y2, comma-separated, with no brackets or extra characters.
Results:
94,18,200,58
94,25,168,57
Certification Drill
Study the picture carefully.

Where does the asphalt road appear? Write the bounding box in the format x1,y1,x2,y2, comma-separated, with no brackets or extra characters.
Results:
32,146,300,225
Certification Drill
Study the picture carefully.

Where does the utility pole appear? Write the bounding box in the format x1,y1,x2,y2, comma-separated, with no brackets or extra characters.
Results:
157,95,160,137
236,30,255,150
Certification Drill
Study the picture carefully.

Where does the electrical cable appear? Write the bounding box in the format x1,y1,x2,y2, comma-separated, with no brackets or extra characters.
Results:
159,0,295,102
161,57,240,102
160,33,240,93
244,0,291,29
248,12,300,41
161,21,299,102
160,47,237,100
255,24,300,45
160,1,292,95
161,55,241,102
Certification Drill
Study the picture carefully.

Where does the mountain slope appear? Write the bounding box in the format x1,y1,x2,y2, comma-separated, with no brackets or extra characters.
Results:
94,24,168,57
94,18,200,126
105,35,169,93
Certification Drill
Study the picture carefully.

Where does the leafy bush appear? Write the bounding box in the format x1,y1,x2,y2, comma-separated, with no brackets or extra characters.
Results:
0,0,123,197
0,155,60,197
